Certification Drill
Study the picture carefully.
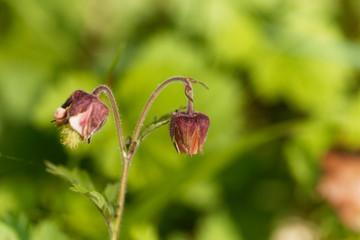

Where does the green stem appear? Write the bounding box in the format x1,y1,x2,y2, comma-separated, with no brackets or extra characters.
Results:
111,158,131,240
93,85,127,159
93,85,129,239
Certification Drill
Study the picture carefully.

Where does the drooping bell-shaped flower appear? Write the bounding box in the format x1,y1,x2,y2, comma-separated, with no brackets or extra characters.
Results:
169,111,209,156
53,90,109,145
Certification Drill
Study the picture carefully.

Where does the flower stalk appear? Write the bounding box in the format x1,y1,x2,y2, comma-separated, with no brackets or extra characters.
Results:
93,85,127,159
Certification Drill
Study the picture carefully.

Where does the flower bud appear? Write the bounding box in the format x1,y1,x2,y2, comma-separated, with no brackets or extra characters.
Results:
169,111,210,156
54,107,67,120
53,90,109,144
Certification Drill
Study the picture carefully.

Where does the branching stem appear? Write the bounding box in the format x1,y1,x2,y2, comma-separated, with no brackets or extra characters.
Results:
93,77,205,239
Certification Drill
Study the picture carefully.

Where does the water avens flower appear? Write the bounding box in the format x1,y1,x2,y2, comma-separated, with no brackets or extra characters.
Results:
53,90,109,144
50,77,209,240
169,111,210,156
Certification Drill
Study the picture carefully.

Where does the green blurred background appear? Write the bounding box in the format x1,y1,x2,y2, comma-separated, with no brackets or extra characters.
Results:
1,0,360,239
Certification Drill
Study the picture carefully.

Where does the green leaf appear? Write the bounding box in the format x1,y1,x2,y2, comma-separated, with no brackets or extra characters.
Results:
45,161,115,228
80,190,115,222
45,161,95,191
69,184,89,194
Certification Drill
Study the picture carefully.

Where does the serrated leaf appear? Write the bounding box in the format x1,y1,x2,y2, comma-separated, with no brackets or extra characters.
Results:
88,191,107,209
72,169,95,191
85,191,115,225
45,161,95,191
69,184,88,194
45,161,115,228
45,161,76,183
69,184,115,222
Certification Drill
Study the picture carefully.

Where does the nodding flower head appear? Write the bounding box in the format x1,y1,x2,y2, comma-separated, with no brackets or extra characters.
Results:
169,111,210,156
53,90,109,147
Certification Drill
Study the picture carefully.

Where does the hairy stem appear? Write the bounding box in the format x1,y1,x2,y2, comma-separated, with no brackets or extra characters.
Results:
93,85,128,239
93,85,127,159
111,158,130,240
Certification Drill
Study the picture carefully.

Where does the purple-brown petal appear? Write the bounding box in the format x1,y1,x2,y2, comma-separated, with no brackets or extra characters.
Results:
169,111,209,156
54,89,109,142
68,104,93,138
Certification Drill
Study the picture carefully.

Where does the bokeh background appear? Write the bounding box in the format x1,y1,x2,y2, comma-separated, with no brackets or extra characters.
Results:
1,0,360,239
